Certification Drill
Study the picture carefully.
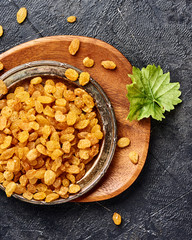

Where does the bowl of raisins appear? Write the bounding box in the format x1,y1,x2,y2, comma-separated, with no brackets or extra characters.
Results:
0,60,117,204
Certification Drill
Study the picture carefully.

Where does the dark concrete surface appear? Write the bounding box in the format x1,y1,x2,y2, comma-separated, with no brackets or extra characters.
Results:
0,0,192,239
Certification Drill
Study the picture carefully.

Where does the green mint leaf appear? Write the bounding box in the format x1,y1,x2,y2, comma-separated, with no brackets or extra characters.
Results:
126,65,182,121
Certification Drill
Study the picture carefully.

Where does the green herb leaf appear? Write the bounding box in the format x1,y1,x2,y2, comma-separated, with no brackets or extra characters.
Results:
126,65,182,121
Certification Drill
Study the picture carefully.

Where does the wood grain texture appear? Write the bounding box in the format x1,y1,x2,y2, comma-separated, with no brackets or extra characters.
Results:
0,35,150,202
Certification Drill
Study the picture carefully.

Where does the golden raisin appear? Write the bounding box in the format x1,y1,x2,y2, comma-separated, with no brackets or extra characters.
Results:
62,141,71,153
29,121,40,130
7,158,20,172
76,169,85,181
31,90,41,99
66,173,76,184
62,178,70,187
5,182,17,197
66,165,80,174
4,171,14,181
0,25,3,37
23,191,33,200
0,136,12,149
82,94,94,108
35,100,43,113
14,184,25,195
14,87,24,95
101,60,116,70
44,84,56,94
42,125,51,139
31,77,42,85
94,130,103,140
70,156,80,165
0,148,15,160
45,193,59,203
64,90,76,101
83,57,94,68
33,192,46,201
79,149,89,160
0,99,7,109
91,124,101,133
68,39,80,55
27,183,36,193
0,172,4,183
67,16,76,23
37,96,54,104
19,175,28,187
26,169,37,180
46,140,60,152
55,98,67,107
36,144,47,155
68,184,81,194
79,72,90,86
35,169,46,179
29,132,38,142
51,159,62,173
58,186,68,197
67,111,77,126
36,115,50,126
15,91,30,102
90,118,99,127
18,131,29,143
0,80,8,95
26,149,38,162
75,119,89,129
129,151,139,164
17,7,27,24
53,176,62,188
43,105,55,117
55,111,66,122
77,139,91,149
117,137,130,148
36,183,47,192
112,212,122,225
65,68,79,81
44,170,56,185
51,149,63,160
0,62,4,71
45,79,55,86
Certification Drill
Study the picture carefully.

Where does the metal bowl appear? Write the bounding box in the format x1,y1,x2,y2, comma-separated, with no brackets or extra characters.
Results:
0,60,117,205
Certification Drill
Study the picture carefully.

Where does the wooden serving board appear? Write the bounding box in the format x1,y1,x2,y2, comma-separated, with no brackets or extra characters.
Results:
0,36,150,202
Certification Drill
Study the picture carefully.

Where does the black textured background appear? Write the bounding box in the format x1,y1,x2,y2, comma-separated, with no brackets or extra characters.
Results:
0,1,192,239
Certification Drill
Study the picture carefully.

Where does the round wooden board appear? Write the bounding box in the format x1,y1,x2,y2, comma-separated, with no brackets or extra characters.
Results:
0,36,150,202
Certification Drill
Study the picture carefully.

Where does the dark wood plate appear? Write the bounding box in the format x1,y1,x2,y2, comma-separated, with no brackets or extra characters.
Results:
0,36,150,202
